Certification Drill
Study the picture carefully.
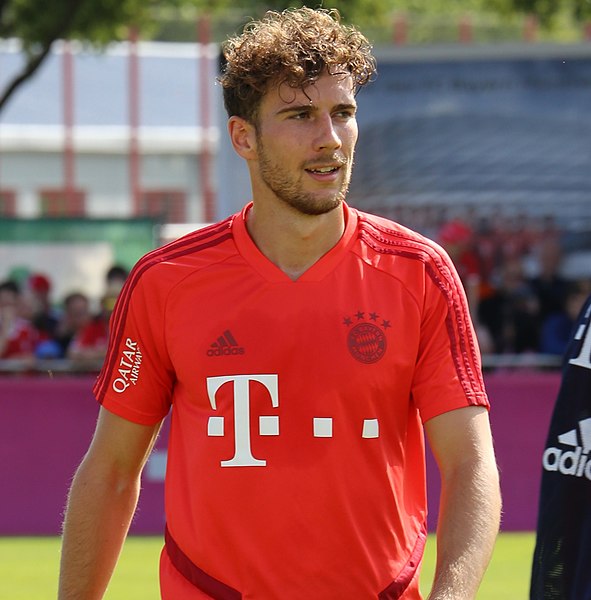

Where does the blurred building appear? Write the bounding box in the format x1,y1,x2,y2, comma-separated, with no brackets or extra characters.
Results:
0,39,219,224
1,38,591,297
350,43,591,231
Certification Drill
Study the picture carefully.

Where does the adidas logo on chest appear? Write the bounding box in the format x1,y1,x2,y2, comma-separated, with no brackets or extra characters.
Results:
543,418,591,480
207,330,245,357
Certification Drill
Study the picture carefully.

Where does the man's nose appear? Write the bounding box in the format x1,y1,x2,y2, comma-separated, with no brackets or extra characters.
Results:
313,114,342,151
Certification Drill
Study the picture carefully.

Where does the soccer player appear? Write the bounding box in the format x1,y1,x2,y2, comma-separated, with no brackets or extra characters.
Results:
58,8,501,599
530,292,591,599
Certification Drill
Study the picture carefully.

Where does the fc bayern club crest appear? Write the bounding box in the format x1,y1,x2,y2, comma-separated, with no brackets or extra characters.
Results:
343,310,391,364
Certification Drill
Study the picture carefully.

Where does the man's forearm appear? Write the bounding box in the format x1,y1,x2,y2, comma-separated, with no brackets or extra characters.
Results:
58,457,141,600
427,456,501,600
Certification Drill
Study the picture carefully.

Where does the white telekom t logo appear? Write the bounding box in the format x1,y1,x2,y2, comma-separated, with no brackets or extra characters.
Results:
207,374,279,467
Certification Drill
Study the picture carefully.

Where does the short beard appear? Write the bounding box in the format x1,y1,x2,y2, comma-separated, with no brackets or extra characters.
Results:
256,131,351,216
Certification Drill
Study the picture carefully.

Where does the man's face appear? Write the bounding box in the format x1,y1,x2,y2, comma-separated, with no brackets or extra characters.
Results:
67,296,90,329
252,71,358,216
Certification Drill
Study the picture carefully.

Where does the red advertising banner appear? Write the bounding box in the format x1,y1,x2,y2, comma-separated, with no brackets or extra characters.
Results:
426,371,560,531
0,376,169,536
0,372,560,535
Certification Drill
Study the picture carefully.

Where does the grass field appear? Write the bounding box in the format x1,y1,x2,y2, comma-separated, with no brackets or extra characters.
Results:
0,532,535,599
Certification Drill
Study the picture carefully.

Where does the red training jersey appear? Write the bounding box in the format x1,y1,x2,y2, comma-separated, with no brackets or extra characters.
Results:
0,317,39,358
70,317,109,351
94,203,488,599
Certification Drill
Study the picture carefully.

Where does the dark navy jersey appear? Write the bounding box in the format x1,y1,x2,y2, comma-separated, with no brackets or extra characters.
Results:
530,294,591,600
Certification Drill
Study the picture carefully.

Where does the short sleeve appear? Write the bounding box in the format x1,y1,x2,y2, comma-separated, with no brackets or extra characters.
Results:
411,247,489,423
93,264,175,425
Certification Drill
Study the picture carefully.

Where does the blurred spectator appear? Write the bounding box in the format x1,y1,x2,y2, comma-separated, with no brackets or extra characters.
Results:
45,291,92,358
535,213,562,247
25,273,60,342
472,215,502,303
478,257,540,354
528,238,569,323
67,292,117,366
437,218,495,354
105,264,128,296
437,218,480,287
0,279,39,359
64,265,127,367
501,211,537,262
7,265,31,289
539,279,591,356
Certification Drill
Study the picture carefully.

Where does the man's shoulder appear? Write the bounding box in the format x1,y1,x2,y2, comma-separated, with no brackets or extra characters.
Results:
132,215,237,284
353,208,444,257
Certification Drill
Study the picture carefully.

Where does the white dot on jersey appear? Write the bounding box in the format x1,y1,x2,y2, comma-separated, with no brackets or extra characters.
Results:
207,416,225,436
362,418,379,438
259,415,280,436
313,417,333,438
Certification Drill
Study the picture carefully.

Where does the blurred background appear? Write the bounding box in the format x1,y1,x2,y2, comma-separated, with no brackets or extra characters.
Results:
1,0,590,544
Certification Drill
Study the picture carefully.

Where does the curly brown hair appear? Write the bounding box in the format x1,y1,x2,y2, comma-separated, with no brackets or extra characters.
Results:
218,7,376,123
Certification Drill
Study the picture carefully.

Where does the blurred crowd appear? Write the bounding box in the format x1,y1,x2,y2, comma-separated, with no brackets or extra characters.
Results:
372,204,591,358
0,264,128,369
1,206,590,370
430,210,591,357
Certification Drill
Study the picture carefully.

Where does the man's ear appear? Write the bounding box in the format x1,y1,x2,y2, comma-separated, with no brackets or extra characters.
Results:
228,116,257,160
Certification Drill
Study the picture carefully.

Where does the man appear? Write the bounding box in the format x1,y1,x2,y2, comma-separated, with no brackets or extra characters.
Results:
530,292,591,599
59,8,501,599
53,291,91,358
0,279,39,359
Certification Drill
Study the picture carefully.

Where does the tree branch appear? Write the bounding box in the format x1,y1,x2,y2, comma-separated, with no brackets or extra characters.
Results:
0,43,54,112
0,0,87,113
0,0,9,23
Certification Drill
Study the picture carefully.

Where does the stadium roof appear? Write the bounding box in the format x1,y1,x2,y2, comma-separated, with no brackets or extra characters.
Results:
348,44,591,226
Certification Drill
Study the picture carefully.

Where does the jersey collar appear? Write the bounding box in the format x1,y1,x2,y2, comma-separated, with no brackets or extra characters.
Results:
232,202,359,283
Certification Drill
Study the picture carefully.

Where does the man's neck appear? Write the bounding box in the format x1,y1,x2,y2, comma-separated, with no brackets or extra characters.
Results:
245,202,346,281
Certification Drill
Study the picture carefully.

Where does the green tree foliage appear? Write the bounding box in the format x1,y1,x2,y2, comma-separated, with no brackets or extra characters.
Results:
0,0,391,111
1,0,589,111
0,0,163,110
0,0,232,109
489,0,591,25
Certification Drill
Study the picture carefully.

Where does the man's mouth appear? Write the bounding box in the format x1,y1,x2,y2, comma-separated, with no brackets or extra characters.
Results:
306,166,340,174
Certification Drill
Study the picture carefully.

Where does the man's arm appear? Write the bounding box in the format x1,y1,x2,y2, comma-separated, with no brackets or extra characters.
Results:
424,405,502,600
58,407,162,600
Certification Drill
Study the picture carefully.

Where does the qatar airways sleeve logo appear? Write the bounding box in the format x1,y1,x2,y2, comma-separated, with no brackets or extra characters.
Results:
112,338,143,393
